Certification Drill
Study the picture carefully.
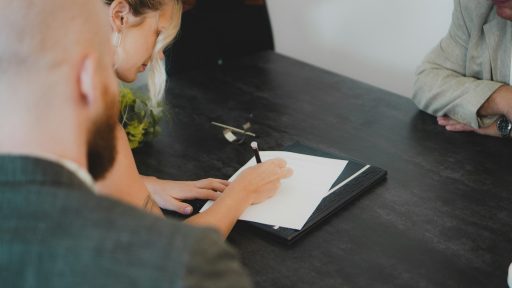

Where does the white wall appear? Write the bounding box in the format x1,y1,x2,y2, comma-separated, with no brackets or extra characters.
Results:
266,0,453,97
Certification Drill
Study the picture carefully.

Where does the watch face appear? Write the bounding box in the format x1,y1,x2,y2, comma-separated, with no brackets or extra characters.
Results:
497,117,512,137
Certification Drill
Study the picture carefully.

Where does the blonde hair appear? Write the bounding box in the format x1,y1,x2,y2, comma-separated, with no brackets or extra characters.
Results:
104,0,182,108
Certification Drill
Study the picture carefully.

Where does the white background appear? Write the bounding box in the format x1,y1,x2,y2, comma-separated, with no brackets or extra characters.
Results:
266,0,454,97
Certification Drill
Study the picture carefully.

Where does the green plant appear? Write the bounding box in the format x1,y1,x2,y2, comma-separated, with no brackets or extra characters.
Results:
119,87,164,149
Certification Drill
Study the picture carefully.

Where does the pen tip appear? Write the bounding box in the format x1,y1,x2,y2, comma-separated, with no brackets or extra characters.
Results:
251,141,258,149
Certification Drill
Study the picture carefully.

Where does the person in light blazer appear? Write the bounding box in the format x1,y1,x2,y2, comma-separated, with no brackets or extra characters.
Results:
413,0,512,138
414,1,512,284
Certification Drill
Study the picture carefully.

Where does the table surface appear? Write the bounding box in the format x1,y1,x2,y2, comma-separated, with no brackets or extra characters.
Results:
134,51,512,288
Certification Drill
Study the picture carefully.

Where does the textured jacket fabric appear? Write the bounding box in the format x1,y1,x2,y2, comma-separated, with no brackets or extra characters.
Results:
0,155,252,288
413,0,511,128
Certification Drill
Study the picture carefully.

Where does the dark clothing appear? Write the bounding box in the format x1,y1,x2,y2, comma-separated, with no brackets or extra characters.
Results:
166,0,274,74
0,156,252,288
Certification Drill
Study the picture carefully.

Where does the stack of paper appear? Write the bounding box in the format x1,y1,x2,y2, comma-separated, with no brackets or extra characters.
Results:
200,151,348,230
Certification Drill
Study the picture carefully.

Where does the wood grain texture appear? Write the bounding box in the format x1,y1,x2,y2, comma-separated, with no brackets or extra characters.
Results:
134,51,512,288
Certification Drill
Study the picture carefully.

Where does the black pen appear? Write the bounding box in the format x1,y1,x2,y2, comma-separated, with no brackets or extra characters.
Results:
251,141,262,164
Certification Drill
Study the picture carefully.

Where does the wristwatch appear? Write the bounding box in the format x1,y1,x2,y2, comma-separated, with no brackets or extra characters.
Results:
497,117,512,138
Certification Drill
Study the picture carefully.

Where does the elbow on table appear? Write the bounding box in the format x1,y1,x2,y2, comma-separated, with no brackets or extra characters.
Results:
411,72,440,117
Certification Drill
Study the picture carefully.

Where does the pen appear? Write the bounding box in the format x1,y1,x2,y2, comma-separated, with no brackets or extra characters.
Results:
251,141,262,164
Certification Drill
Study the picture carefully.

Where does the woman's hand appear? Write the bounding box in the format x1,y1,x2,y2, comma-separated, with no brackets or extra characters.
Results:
143,177,229,215
226,158,294,205
186,158,293,238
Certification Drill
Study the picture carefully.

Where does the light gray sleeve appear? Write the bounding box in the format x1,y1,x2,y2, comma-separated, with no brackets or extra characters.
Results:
412,0,502,128
508,263,512,288
183,229,253,288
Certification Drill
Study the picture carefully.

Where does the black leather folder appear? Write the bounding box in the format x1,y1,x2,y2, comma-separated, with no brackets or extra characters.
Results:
247,142,387,244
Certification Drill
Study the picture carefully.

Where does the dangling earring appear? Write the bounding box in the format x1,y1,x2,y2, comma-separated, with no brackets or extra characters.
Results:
112,32,122,48
113,32,123,71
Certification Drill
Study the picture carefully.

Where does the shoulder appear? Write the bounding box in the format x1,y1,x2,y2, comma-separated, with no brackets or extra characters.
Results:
0,156,246,287
183,230,253,288
57,193,227,285
2,180,230,287
456,0,494,28
71,192,202,249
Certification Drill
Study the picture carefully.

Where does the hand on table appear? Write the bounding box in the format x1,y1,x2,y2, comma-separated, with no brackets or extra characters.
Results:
437,116,499,137
144,177,229,215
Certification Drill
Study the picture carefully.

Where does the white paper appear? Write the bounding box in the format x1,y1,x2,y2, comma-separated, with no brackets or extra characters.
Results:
200,151,347,230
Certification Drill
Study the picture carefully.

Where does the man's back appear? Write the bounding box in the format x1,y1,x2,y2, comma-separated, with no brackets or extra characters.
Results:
0,156,252,288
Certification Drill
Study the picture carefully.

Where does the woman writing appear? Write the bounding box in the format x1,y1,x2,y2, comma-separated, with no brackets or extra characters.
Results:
96,0,292,238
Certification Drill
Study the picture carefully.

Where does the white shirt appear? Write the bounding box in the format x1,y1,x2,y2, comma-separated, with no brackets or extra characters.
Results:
36,154,96,192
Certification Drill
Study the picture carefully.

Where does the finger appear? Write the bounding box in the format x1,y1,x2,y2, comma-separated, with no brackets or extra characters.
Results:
211,182,228,192
259,167,293,188
157,197,193,215
263,158,287,169
198,178,229,186
438,117,463,126
198,179,229,192
445,124,475,132
195,189,222,201
259,160,293,182
277,167,294,179
436,116,450,125
216,179,230,186
436,116,451,125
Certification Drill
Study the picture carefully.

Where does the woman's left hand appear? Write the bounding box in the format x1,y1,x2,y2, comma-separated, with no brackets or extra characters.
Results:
143,177,229,215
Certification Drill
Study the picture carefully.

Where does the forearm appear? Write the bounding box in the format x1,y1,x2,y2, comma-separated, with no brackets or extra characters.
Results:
141,170,246,236
414,64,503,128
185,185,252,239
478,85,512,119
142,175,161,193
96,125,163,216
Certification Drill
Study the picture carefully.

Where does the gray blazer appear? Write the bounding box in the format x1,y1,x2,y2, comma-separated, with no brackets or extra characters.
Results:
413,0,512,128
0,156,252,288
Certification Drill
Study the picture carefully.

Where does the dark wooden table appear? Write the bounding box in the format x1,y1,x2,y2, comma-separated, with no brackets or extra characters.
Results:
134,51,512,288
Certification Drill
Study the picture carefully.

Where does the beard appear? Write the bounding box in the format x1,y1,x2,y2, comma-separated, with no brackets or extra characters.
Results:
86,86,119,181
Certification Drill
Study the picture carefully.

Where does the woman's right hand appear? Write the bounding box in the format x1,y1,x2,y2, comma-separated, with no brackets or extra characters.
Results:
227,158,294,205
185,158,293,239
